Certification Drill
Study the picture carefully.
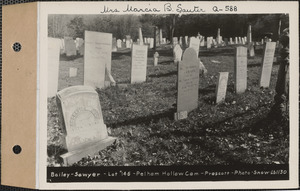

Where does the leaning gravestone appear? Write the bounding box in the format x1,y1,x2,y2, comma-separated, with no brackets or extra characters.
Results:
189,37,200,57
234,46,248,93
175,48,200,120
130,44,148,83
57,86,116,165
48,38,61,97
259,42,276,88
64,37,77,56
84,31,112,89
216,72,229,103
173,44,183,64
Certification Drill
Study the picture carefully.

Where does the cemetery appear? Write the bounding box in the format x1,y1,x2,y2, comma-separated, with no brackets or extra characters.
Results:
47,14,289,167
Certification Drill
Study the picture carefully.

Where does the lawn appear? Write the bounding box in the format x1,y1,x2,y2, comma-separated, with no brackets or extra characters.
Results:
47,44,289,167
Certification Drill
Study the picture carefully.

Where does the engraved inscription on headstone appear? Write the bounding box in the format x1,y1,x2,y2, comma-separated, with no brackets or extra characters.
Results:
177,48,200,113
57,86,116,165
130,44,148,83
48,37,61,97
234,46,248,93
84,31,112,89
259,42,276,88
216,72,229,103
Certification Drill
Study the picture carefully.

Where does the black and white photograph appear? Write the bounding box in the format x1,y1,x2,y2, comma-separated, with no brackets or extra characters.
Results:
41,1,298,189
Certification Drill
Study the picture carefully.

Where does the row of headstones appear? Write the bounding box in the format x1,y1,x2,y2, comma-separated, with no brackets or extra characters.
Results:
48,30,155,98
51,39,276,166
174,42,276,120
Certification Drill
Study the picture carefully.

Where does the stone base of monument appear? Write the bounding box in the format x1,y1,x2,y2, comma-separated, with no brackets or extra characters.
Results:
60,136,116,166
174,111,187,121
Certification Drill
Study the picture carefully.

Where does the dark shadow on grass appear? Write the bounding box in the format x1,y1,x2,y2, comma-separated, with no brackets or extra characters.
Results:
159,60,174,65
148,71,177,78
107,108,176,129
198,85,216,95
60,54,83,61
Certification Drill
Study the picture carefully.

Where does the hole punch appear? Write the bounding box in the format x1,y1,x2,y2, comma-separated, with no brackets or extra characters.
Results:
13,145,22,154
12,42,22,52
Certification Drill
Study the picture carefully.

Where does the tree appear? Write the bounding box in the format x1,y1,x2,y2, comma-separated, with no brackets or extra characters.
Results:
67,16,85,38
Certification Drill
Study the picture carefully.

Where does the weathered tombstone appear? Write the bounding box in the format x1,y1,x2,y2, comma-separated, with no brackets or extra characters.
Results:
238,37,242,44
216,72,229,103
153,52,159,66
130,44,148,83
247,25,252,44
84,31,112,89
125,35,131,48
149,38,154,48
78,43,84,56
189,37,200,57
206,37,212,49
259,42,276,88
241,38,245,45
138,28,143,45
200,37,205,47
229,37,233,45
112,37,117,52
175,48,200,120
57,86,116,165
173,44,183,64
48,38,61,97
117,39,122,48
234,46,248,93
235,37,238,44
64,37,77,56
173,37,178,46
69,67,78,77
159,28,163,44
75,38,84,51
216,28,221,44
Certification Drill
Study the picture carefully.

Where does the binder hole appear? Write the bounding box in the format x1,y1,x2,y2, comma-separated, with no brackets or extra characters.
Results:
13,145,22,154
12,42,22,52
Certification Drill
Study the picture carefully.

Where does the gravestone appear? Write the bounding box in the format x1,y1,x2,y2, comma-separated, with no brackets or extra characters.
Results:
259,42,276,88
189,37,200,57
126,40,131,48
229,37,233,44
235,37,238,44
207,37,212,49
48,38,61,97
216,72,229,103
84,31,112,89
173,37,178,46
112,37,117,52
224,38,229,46
130,44,148,83
69,67,78,77
175,48,200,120
247,25,252,44
173,44,182,64
57,86,116,165
200,37,205,47
153,52,159,66
159,28,163,44
216,28,221,44
64,37,77,56
117,39,122,48
149,38,154,48
234,46,248,93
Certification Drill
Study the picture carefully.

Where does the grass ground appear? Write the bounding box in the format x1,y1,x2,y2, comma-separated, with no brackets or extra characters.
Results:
47,44,289,167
